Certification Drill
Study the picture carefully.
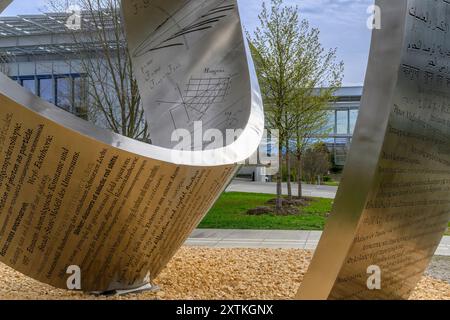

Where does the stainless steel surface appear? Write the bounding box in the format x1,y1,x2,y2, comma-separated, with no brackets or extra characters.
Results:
297,0,450,300
2,0,448,300
0,0,263,291
0,0,11,13
122,0,264,151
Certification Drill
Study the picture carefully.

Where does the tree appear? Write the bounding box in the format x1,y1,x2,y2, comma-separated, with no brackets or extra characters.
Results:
249,0,308,211
250,0,343,209
47,0,150,141
293,88,341,198
302,142,331,184
285,21,343,200
289,22,343,197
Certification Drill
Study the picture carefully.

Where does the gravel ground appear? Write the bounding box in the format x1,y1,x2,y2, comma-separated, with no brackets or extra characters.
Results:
0,248,448,300
425,256,450,284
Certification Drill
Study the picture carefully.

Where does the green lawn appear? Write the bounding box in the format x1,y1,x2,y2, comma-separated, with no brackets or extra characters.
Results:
199,192,450,235
323,181,340,187
199,192,332,230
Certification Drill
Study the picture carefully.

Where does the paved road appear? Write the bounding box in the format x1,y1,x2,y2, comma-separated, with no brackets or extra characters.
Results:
186,229,450,256
226,180,337,199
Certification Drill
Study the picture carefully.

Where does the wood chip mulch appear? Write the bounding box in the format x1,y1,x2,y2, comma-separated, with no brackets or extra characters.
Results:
0,248,448,300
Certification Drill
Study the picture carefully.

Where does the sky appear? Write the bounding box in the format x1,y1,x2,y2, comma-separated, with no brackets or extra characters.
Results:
0,0,374,86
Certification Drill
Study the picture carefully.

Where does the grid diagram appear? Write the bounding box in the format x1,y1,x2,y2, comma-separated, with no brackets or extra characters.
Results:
168,76,232,129
184,76,231,114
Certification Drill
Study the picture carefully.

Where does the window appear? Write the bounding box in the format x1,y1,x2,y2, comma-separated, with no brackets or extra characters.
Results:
21,78,36,94
13,74,87,117
337,96,361,102
56,77,72,112
350,109,358,134
322,110,335,134
73,76,88,119
38,77,54,104
336,110,349,135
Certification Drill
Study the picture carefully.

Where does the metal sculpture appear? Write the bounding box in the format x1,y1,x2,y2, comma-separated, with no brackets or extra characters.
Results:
0,0,264,292
297,0,450,300
0,0,448,300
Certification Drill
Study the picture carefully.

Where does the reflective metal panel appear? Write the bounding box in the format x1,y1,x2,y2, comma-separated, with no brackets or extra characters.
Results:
0,0,11,13
0,0,263,292
122,0,264,151
297,0,450,300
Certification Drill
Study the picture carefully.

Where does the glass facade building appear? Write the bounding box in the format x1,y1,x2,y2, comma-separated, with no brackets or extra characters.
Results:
11,74,87,116
0,13,94,119
321,87,363,166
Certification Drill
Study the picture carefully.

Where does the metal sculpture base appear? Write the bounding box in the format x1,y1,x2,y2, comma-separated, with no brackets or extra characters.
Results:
91,283,160,297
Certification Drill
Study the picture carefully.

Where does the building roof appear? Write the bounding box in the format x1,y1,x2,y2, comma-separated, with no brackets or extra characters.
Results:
333,86,363,97
0,12,119,56
0,11,115,37
311,86,363,100
0,14,69,37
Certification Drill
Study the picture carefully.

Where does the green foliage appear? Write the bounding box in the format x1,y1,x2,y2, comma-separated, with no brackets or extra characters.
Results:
199,192,333,230
248,0,344,200
302,142,332,184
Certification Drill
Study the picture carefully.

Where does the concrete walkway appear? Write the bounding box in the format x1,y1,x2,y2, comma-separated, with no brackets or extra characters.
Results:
186,229,450,256
226,181,337,199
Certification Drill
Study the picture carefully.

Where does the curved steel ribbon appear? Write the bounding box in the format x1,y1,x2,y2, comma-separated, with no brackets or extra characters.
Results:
0,0,11,13
0,0,263,292
1,0,448,300
122,0,264,152
297,0,450,300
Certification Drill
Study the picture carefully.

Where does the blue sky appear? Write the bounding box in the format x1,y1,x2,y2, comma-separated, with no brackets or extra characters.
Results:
1,0,373,86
